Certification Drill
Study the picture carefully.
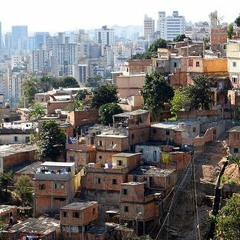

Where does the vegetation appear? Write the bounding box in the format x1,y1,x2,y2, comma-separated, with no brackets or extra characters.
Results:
227,24,234,39
0,171,13,194
214,193,240,239
85,75,103,88
170,87,192,116
28,102,45,120
99,103,123,125
131,38,167,60
59,76,79,88
140,71,174,119
14,175,33,206
235,16,240,27
91,83,119,109
38,120,66,160
173,34,191,42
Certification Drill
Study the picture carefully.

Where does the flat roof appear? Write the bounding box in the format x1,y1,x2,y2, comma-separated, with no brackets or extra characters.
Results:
8,216,60,235
228,126,240,132
151,120,199,129
129,165,175,177
114,109,149,118
112,152,142,158
41,161,75,167
60,201,98,211
0,144,37,158
0,205,17,214
96,134,127,138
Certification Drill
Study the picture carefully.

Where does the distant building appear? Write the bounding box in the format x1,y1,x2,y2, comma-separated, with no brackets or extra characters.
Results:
157,11,186,41
144,15,155,41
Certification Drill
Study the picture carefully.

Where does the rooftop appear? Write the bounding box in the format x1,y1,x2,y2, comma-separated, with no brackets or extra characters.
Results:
0,205,17,214
0,144,37,158
113,109,149,118
60,201,98,211
129,165,175,177
8,216,60,235
41,161,75,167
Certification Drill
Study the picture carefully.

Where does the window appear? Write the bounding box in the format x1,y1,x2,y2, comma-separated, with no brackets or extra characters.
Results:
196,61,200,67
234,148,239,153
69,156,75,162
233,62,237,67
14,136,18,142
124,206,129,212
93,208,96,214
98,141,103,146
166,130,170,136
25,136,30,143
193,127,196,133
63,211,67,218
39,184,46,190
174,62,177,67
112,179,117,184
232,76,238,84
153,128,156,134
73,212,79,218
123,189,128,195
117,160,123,166
97,178,101,184
133,175,138,182
131,133,134,139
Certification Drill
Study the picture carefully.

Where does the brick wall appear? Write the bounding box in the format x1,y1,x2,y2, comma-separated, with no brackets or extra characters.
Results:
69,110,99,127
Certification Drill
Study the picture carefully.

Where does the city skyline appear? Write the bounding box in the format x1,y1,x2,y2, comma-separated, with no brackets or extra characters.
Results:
0,0,239,33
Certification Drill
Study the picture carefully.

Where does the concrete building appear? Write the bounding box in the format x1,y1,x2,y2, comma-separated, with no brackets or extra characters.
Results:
144,15,155,41
11,25,28,50
227,126,240,157
94,26,115,56
157,11,186,41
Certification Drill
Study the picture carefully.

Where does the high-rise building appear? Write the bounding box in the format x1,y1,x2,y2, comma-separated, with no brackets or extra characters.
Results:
12,26,28,50
144,15,155,40
94,26,115,56
34,32,50,49
0,22,2,49
157,11,186,41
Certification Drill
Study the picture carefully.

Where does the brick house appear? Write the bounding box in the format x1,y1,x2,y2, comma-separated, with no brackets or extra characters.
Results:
0,205,18,226
119,182,162,235
34,161,76,217
60,201,98,240
0,144,38,172
227,126,240,157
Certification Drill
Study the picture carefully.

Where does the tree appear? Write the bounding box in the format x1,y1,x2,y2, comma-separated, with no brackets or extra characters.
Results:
188,75,212,110
140,71,174,119
14,175,33,206
234,16,240,27
99,103,123,125
148,38,167,53
28,102,45,120
91,83,119,109
170,87,192,116
37,76,59,92
21,76,38,107
38,120,66,160
173,34,191,42
214,193,240,239
0,170,13,194
227,24,234,39
59,76,79,88
85,75,103,88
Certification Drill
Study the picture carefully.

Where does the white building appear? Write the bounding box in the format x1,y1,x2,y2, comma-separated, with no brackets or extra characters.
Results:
94,26,115,56
157,11,186,41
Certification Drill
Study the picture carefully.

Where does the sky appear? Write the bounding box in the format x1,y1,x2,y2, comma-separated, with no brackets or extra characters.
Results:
0,0,239,34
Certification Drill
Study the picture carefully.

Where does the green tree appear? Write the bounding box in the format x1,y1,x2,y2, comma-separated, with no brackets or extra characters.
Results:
37,76,59,92
188,75,212,110
99,103,123,125
75,89,89,101
173,34,191,42
59,76,79,88
140,71,174,119
214,193,240,239
21,76,38,107
0,170,13,194
38,120,66,160
28,102,45,120
234,16,240,27
148,38,167,53
227,24,234,39
85,75,103,87
91,83,119,109
170,87,192,116
131,52,152,60
14,175,33,206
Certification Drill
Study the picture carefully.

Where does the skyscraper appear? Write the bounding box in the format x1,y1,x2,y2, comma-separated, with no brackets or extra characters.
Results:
0,22,2,49
144,15,155,41
12,25,28,50
157,11,186,41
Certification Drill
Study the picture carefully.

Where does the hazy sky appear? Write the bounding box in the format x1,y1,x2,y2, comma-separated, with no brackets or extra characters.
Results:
0,0,239,33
